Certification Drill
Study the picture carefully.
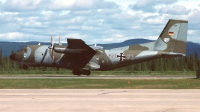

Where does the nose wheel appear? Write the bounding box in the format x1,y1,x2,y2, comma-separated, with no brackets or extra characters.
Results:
72,69,91,76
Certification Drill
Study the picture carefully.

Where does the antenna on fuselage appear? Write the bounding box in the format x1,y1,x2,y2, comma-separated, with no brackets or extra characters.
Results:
91,44,104,53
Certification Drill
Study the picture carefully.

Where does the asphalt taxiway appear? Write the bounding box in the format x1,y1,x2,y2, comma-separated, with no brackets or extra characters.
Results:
0,75,196,79
1,89,200,112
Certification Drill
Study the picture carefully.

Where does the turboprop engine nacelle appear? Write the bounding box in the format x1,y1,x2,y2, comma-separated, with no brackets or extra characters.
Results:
54,47,85,54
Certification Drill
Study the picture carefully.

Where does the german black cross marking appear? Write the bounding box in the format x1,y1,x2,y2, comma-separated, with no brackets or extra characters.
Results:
117,53,125,61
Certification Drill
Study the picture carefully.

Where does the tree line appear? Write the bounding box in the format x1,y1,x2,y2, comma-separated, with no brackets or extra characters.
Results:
116,52,199,71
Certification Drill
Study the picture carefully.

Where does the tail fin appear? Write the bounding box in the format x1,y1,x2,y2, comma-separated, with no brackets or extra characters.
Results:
153,19,188,55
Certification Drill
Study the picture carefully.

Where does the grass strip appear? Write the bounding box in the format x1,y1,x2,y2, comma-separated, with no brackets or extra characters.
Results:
0,70,195,76
0,79,200,89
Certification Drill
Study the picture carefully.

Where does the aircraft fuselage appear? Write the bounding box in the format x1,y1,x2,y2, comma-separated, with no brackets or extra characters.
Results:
10,44,182,71
10,19,188,75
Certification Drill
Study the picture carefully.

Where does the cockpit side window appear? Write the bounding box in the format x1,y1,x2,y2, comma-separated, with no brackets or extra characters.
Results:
18,49,22,52
18,47,27,52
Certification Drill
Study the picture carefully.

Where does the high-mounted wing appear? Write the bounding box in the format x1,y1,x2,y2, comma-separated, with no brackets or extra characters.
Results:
67,38,92,50
53,38,96,54
56,38,97,69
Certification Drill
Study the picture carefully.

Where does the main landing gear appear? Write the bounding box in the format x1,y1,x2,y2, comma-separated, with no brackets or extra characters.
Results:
22,64,29,70
72,69,91,76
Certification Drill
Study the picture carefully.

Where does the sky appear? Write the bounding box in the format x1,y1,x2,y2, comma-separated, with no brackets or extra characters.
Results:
0,0,200,44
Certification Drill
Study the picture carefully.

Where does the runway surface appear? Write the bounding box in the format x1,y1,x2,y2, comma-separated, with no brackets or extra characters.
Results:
0,89,200,112
0,75,196,79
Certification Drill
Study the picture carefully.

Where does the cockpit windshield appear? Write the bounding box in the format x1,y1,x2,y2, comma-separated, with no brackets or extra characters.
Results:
18,47,27,52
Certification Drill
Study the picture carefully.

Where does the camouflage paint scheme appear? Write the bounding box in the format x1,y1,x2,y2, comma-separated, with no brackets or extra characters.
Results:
10,19,188,75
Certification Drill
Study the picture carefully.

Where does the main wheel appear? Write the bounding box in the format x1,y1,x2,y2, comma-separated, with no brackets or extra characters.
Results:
72,69,82,76
82,70,91,76
22,64,28,70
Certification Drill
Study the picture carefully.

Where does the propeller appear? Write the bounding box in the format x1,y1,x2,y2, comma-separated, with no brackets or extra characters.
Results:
48,36,63,63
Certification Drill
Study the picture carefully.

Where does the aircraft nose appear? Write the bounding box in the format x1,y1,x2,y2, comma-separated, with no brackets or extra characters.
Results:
10,53,16,61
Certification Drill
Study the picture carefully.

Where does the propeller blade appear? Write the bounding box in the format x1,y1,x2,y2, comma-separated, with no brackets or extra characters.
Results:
50,36,54,63
59,36,62,46
51,36,54,48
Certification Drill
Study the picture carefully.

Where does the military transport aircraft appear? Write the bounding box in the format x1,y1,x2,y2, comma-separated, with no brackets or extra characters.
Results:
10,19,188,76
